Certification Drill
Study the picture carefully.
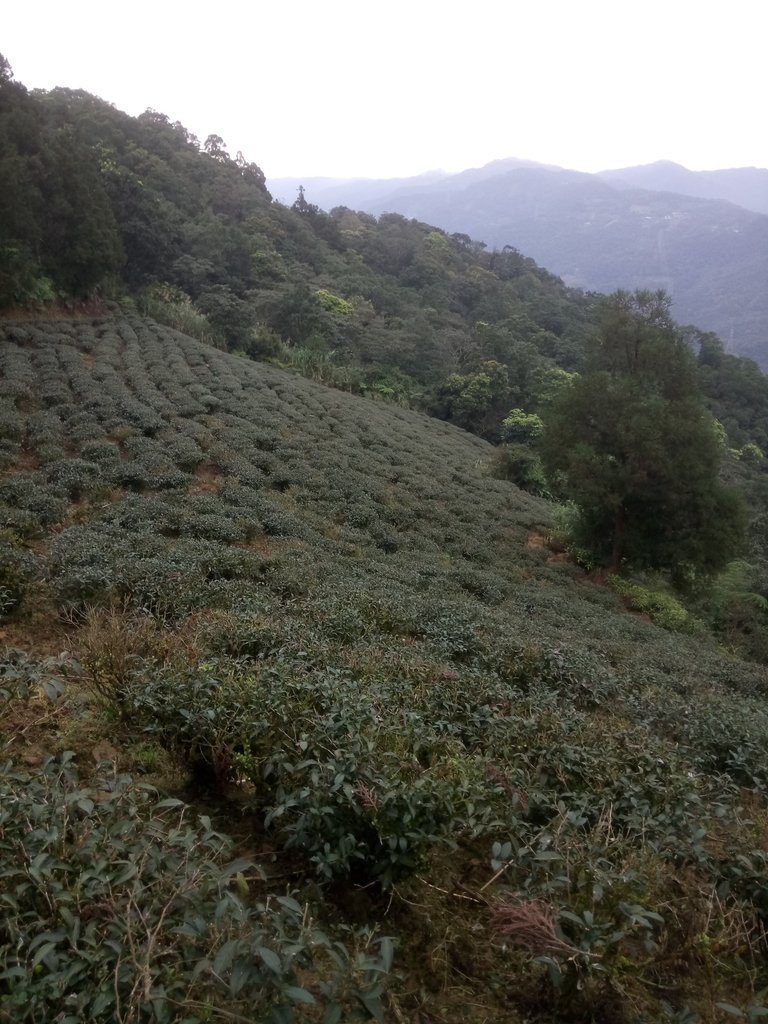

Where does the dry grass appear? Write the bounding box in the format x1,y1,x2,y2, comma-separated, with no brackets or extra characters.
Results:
67,599,161,707
490,898,580,958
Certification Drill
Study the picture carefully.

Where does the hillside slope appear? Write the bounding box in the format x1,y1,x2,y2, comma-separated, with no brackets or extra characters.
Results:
0,67,593,411
271,162,768,366
2,317,768,1022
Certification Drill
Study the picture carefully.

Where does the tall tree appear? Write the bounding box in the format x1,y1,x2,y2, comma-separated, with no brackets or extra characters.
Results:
542,290,745,582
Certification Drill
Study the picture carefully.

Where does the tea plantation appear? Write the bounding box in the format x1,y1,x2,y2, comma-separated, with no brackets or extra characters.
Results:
1,316,767,1023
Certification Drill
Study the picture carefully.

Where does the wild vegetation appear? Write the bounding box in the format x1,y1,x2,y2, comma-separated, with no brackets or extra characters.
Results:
542,291,745,581
272,160,768,367
1,317,768,1022
0,53,594,417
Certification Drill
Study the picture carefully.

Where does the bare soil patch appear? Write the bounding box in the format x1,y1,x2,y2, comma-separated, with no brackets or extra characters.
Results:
189,461,224,494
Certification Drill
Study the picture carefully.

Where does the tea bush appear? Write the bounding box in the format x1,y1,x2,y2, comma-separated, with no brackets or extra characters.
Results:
0,541,39,616
0,754,391,1023
3,317,768,1020
45,458,103,501
0,475,67,529
116,665,509,887
78,440,121,465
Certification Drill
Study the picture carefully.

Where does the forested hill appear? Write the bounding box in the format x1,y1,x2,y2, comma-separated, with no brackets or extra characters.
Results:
5,56,768,487
0,55,595,412
6,56,768,454
270,160,768,367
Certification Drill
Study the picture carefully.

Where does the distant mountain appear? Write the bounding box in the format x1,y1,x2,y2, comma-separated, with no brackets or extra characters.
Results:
270,161,768,366
597,161,768,216
269,158,558,209
269,170,449,211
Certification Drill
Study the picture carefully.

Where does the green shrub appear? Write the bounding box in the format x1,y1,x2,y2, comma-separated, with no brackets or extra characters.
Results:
489,443,549,495
139,285,225,348
0,541,39,616
0,507,43,541
609,577,700,634
46,458,103,501
79,440,121,465
0,754,391,1022
500,408,544,444
0,475,67,528
120,667,506,888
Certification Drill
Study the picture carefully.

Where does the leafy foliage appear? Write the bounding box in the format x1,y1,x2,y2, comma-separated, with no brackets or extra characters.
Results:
1,317,767,1019
0,752,389,1023
609,576,700,633
542,291,746,579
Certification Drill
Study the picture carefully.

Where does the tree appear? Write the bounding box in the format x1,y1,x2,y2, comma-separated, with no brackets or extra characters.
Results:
500,408,543,444
433,360,511,438
541,290,745,582
292,185,319,217
0,52,13,84
197,285,254,346
203,134,230,162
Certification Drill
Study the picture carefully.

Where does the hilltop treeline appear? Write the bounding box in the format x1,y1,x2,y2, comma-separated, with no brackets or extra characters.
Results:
4,53,768,452
0,54,593,417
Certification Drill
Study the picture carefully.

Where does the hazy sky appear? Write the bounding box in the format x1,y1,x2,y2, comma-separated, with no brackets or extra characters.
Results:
4,0,765,179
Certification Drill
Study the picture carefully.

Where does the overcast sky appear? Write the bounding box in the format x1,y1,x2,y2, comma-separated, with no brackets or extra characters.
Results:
3,0,765,180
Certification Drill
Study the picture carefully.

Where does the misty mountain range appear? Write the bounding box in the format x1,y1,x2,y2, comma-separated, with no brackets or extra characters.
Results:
270,160,768,365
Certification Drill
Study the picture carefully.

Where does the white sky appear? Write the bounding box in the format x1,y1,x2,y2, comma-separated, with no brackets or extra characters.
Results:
3,0,765,179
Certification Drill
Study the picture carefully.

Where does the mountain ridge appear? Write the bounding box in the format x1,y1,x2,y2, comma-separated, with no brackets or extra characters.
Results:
270,159,768,365
596,159,768,215
270,158,768,216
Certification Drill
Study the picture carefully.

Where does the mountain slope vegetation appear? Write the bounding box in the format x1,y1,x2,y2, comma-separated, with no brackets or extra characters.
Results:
0,57,594,408
2,316,768,1022
270,161,768,366
4,54,768,456
3,53,768,1022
